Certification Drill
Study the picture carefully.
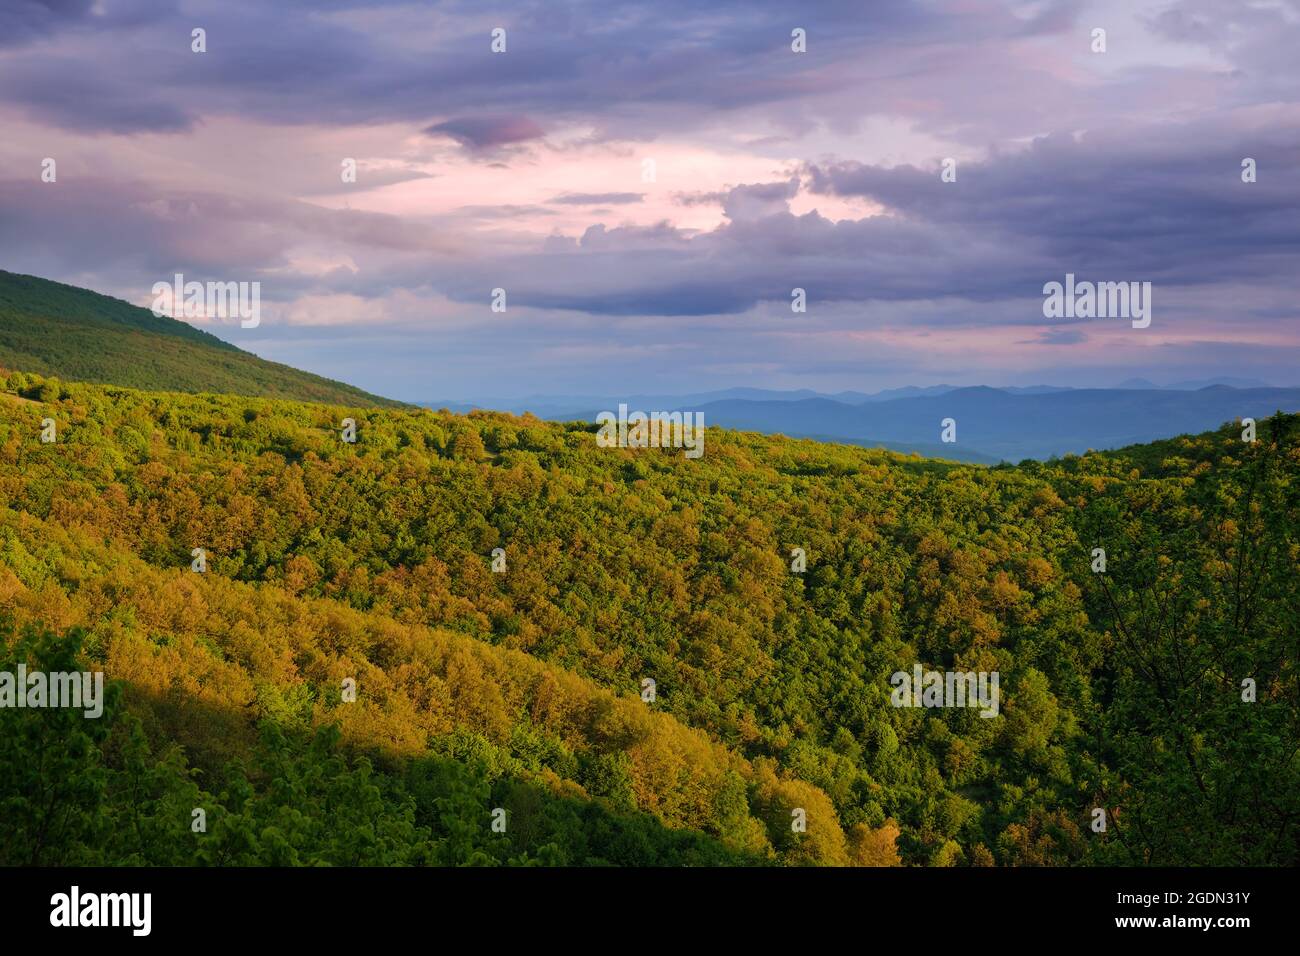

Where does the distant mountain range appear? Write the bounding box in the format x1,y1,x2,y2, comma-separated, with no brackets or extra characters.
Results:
429,380,1300,463
429,383,1085,419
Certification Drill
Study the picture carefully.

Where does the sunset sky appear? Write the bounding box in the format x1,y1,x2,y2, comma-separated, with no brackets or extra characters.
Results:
2,0,1298,401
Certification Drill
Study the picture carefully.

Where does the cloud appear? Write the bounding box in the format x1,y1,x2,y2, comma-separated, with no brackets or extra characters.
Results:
0,56,197,133
722,179,800,221
803,119,1300,288
423,115,546,151
3,0,1300,397
0,0,98,49
304,166,435,196
1023,328,1088,346
550,192,644,205
0,177,462,304
0,0,1100,141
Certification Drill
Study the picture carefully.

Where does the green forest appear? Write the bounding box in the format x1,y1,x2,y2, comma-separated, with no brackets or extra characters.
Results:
1,369,1296,866
0,271,401,408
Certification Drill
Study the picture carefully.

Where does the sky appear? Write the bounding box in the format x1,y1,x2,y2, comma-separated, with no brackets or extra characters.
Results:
1,0,1299,402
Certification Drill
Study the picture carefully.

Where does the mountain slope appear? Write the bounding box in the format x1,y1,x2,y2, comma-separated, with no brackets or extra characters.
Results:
3,370,1296,865
0,270,401,407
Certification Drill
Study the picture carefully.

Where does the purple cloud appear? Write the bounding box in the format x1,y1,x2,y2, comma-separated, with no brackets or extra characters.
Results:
423,115,546,151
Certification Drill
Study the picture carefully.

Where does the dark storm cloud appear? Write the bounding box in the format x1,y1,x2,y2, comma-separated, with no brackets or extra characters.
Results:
804,122,1300,288
416,114,1300,320
428,203,1046,317
0,0,1077,137
0,0,96,49
0,56,197,133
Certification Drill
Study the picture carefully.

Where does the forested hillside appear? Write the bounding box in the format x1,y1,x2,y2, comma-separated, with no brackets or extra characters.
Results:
1,371,1296,865
0,271,400,407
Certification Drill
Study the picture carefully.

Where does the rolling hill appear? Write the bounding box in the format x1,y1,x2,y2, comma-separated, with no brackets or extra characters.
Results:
2,368,1296,866
0,270,401,407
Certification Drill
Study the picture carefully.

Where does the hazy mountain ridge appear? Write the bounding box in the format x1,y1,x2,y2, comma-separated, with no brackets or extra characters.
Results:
432,381,1299,462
